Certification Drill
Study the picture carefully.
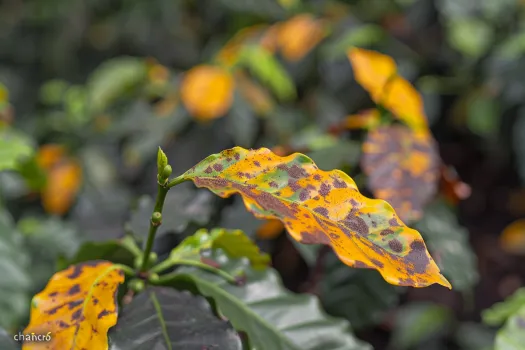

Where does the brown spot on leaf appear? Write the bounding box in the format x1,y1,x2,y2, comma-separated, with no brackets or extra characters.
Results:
313,174,321,181
204,166,213,174
254,161,261,167
288,179,301,192
234,153,240,160
68,300,83,310
97,310,111,319
213,163,223,172
269,181,278,188
389,218,400,226
71,309,83,321
319,183,331,197
354,260,371,268
58,320,69,329
388,239,403,253
68,284,81,295
313,207,329,217
343,215,369,236
381,229,394,236
332,178,347,188
405,240,430,274
371,259,384,268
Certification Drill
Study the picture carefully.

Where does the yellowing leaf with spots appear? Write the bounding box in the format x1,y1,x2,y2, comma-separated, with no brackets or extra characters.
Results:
276,14,327,62
347,48,429,134
23,260,125,350
500,219,525,255
180,65,235,121
178,147,451,288
362,125,439,223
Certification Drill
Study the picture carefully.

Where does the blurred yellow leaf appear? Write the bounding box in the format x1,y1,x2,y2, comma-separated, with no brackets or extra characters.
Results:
180,65,235,121
347,47,396,101
256,219,285,239
343,109,381,130
42,159,82,216
235,71,274,115
277,14,327,61
37,144,66,171
500,219,525,255
216,25,269,67
347,47,429,134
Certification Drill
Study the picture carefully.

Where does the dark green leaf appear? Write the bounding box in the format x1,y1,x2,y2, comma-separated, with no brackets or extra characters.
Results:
389,303,454,349
0,208,31,330
109,287,243,350
158,249,371,350
0,328,18,350
320,251,402,329
483,288,525,326
414,199,479,291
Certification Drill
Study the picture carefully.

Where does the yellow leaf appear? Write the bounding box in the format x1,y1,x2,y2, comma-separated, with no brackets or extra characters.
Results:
42,159,82,215
37,145,66,171
180,65,235,121
256,219,285,239
23,261,125,350
179,147,451,288
500,219,525,255
347,47,396,101
343,109,381,130
277,14,327,61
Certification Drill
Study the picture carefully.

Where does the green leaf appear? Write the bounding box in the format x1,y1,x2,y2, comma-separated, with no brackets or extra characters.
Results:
493,304,525,350
170,228,270,270
0,126,34,172
87,56,147,113
389,302,454,349
58,235,140,270
0,328,18,350
482,288,525,326
17,216,82,288
0,208,31,330
320,250,402,329
447,18,493,58
238,45,297,101
157,147,168,174
157,249,371,350
414,199,479,291
466,92,500,139
108,287,242,350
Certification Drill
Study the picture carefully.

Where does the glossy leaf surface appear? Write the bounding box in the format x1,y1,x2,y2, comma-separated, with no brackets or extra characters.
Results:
108,287,242,350
362,125,440,223
23,261,125,350
180,147,451,288
159,249,371,350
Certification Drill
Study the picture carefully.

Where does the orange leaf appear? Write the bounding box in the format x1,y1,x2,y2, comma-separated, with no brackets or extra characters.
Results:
361,125,439,223
180,65,235,121
179,147,451,288
22,261,125,350
37,145,66,171
276,14,327,61
256,219,285,239
500,219,525,255
42,159,82,215
343,109,381,130
347,47,396,101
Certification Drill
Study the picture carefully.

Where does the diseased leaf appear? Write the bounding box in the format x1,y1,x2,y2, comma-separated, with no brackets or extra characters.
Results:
23,261,125,350
157,249,371,350
320,250,402,329
108,287,242,350
414,200,479,291
500,219,525,255
362,125,440,223
170,228,270,269
0,126,34,172
180,65,235,121
179,147,451,288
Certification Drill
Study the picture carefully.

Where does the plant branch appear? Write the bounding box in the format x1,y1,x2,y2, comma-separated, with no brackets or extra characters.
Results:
167,175,188,188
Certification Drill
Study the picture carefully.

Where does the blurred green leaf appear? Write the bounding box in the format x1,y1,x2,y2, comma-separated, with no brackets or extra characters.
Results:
87,57,147,113
0,126,34,172
447,18,493,58
320,250,402,329
494,30,525,60
321,25,385,60
483,288,525,326
238,45,297,101
39,79,69,106
108,287,243,350
454,322,495,350
390,303,454,349
466,92,500,139
0,208,31,331
158,249,372,350
0,328,18,350
414,199,479,291
513,109,525,184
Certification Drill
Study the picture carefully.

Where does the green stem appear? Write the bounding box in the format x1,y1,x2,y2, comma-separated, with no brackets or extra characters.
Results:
167,175,188,188
116,264,136,277
152,259,237,284
140,181,169,272
150,257,175,274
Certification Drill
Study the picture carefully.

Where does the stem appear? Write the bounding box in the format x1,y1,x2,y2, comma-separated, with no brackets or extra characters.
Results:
116,264,136,277
151,259,237,284
167,175,188,188
150,257,175,274
140,181,169,272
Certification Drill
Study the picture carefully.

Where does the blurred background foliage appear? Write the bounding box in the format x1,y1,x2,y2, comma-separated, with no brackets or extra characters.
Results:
1,0,525,349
